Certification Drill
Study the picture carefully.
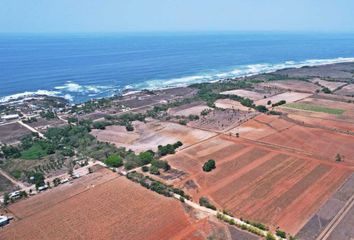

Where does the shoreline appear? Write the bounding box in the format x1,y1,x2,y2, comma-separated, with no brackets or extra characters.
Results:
1,58,354,106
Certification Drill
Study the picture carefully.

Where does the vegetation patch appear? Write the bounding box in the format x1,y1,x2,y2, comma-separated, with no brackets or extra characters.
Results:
284,103,345,115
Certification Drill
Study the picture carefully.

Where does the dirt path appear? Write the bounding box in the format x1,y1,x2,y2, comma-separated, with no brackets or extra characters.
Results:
18,120,46,139
0,169,26,189
316,192,354,240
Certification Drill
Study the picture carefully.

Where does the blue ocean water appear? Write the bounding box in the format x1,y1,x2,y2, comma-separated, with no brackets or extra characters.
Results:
1,32,354,103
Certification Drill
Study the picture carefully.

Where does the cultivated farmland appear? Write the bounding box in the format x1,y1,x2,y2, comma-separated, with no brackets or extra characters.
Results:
1,168,220,240
164,135,353,235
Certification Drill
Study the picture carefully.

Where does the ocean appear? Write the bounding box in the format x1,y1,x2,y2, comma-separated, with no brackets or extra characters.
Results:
1,32,354,103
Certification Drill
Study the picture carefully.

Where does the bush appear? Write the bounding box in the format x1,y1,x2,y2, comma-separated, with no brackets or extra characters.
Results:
199,197,216,210
141,166,149,172
276,229,287,238
203,159,216,172
105,154,123,168
322,87,331,94
149,166,160,175
126,124,134,131
255,105,268,113
151,160,171,171
272,100,286,107
92,121,108,130
178,119,187,125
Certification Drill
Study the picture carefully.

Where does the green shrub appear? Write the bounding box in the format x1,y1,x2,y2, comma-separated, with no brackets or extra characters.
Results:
199,197,216,210
276,229,287,238
151,160,171,171
105,154,123,168
203,159,216,172
255,105,268,113
149,166,160,175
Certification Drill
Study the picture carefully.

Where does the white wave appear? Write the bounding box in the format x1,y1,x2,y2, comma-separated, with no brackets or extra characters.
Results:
0,90,60,103
130,57,354,91
63,94,74,102
2,57,353,104
54,81,111,94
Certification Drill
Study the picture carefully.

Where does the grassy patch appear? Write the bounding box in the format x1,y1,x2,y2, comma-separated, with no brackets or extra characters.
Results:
21,144,48,160
284,103,345,115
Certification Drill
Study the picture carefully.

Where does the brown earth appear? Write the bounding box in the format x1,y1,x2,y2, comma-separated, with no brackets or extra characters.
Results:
310,78,347,91
91,120,216,152
164,135,353,235
258,80,320,93
254,92,312,106
0,168,227,240
0,122,32,145
232,115,354,164
220,89,265,100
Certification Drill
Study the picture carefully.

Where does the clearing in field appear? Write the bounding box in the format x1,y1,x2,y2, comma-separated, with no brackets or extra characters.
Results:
0,122,32,144
168,102,212,117
91,120,216,152
1,168,232,240
220,89,264,100
335,83,354,97
258,80,320,93
214,99,254,112
164,135,352,235
283,102,345,115
254,91,312,106
310,78,347,91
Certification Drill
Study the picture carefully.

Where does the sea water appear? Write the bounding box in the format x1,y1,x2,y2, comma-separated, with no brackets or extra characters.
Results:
1,32,354,103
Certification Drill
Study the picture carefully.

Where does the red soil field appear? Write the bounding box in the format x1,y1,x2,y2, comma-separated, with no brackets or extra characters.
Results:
165,135,353,235
1,169,216,240
286,114,354,133
232,115,354,165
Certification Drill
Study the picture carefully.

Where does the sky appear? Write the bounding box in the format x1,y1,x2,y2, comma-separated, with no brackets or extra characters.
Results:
1,0,354,33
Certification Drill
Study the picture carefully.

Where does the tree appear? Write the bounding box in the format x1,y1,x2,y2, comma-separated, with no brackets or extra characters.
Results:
199,197,216,210
203,159,216,172
138,151,154,165
255,105,268,113
3,193,10,206
276,229,287,238
105,154,123,168
335,153,342,162
267,100,272,105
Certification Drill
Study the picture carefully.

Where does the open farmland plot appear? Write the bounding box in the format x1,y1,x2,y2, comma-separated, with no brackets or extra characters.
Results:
215,99,254,112
335,83,354,97
27,118,67,132
1,168,224,240
0,122,32,144
168,102,212,117
258,80,320,93
310,78,347,91
233,115,354,164
220,89,264,100
164,135,352,235
296,97,354,118
255,92,312,106
91,120,216,152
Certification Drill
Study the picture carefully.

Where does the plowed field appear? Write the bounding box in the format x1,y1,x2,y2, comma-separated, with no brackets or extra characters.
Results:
165,135,352,235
